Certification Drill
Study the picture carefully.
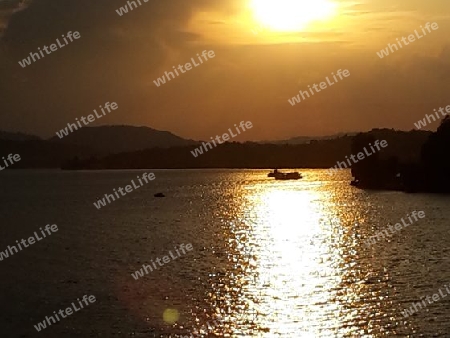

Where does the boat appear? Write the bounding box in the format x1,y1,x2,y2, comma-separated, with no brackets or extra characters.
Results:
268,169,302,180
275,172,302,180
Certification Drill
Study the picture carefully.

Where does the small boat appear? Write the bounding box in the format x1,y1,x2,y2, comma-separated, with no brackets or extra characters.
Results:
268,169,302,180
275,172,302,180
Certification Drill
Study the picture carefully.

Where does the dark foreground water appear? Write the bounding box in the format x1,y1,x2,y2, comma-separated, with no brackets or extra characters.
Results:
1,169,450,337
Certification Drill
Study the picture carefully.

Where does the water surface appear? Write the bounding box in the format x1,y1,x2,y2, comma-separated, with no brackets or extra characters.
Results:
1,169,449,337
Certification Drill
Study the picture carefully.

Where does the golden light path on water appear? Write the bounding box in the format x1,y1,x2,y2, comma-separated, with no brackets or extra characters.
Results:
251,190,338,336
214,170,384,337
235,177,342,336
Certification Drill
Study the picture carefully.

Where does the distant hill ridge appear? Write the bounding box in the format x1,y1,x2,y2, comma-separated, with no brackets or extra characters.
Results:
49,125,199,154
260,132,359,145
0,126,433,169
63,128,432,170
0,131,41,141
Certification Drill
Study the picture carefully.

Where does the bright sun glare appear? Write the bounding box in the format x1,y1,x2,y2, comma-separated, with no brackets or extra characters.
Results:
250,0,337,32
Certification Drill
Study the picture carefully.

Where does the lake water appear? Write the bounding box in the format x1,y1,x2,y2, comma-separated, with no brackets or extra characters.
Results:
1,169,450,337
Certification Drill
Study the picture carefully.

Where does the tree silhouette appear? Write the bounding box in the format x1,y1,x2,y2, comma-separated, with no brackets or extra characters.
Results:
419,116,450,191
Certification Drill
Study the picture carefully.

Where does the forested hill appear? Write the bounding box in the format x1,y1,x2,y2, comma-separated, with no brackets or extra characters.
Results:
62,129,431,170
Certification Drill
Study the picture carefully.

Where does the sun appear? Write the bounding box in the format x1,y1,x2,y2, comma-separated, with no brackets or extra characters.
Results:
250,0,337,32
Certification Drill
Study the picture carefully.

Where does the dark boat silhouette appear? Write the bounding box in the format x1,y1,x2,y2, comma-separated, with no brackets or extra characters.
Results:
268,169,302,180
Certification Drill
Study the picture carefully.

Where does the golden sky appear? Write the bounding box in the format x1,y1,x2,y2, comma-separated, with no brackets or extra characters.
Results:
1,0,450,141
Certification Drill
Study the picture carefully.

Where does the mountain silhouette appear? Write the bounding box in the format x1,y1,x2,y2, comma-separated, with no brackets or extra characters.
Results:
50,125,199,154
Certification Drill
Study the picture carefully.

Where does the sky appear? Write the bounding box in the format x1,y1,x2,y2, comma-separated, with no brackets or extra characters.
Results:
0,0,449,141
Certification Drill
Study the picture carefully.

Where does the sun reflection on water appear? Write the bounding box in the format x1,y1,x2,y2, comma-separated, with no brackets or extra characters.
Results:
218,174,348,337
188,170,413,337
